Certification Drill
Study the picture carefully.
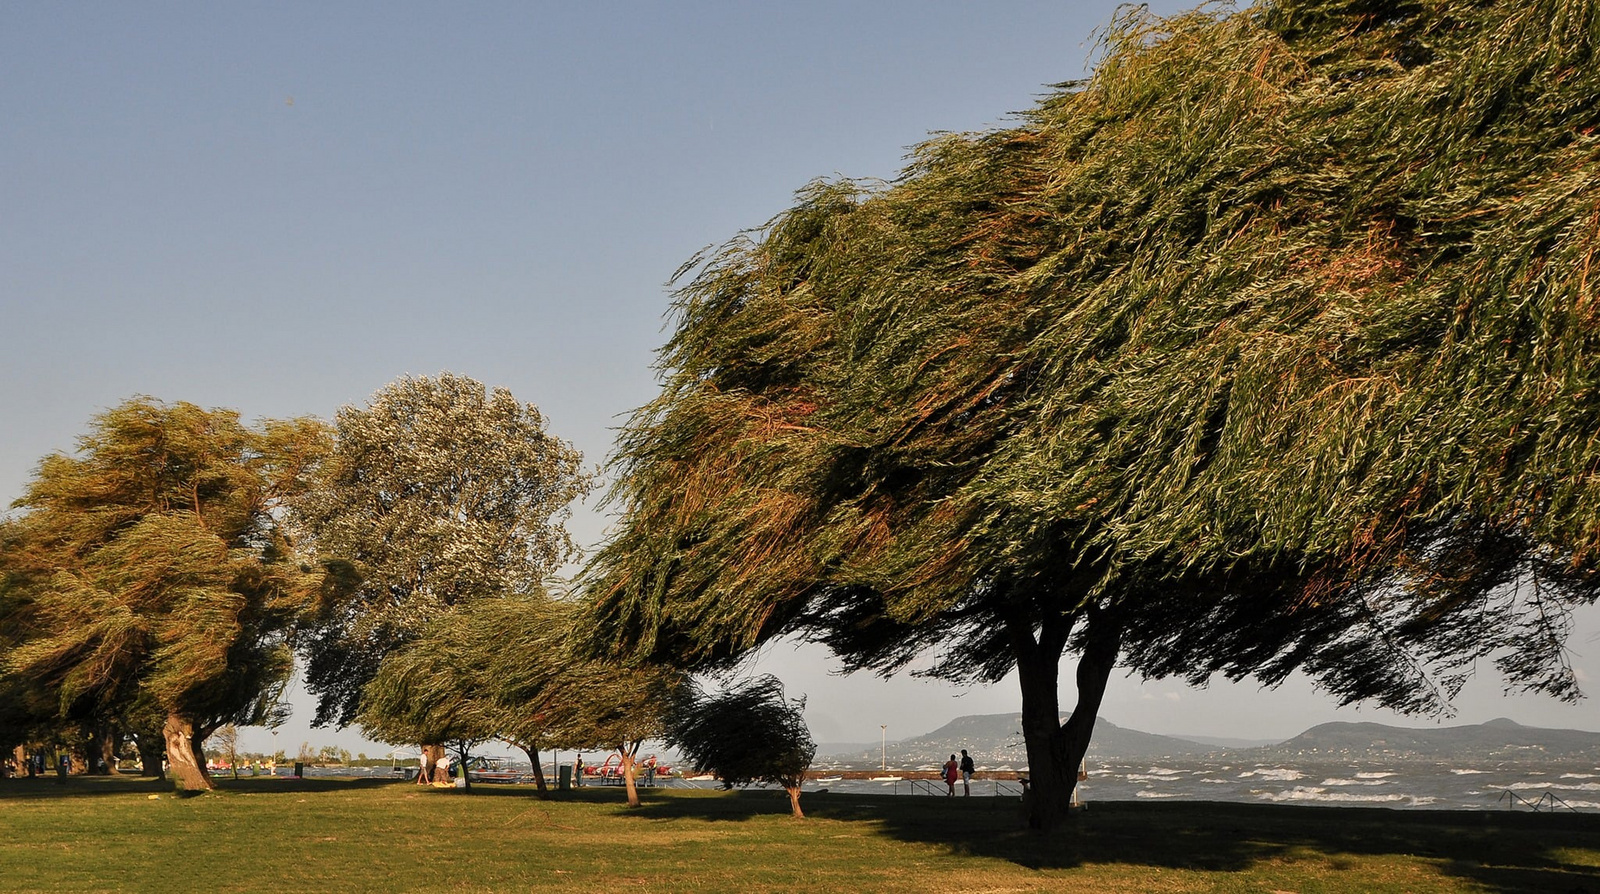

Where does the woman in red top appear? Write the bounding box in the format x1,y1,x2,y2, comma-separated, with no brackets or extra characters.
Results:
942,755,959,796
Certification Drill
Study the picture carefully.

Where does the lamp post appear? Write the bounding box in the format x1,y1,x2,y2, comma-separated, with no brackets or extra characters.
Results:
880,725,887,772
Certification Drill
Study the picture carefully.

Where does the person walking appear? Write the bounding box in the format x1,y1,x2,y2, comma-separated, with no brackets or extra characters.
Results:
959,749,975,796
942,754,960,796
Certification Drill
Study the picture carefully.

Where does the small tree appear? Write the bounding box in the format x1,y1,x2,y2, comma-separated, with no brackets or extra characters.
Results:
211,725,240,779
664,675,815,818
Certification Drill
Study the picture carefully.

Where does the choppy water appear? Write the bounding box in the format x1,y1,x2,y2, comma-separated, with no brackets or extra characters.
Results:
288,760,1600,811
794,760,1600,811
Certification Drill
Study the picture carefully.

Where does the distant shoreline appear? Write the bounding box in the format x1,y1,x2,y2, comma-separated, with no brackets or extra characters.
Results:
818,769,1025,781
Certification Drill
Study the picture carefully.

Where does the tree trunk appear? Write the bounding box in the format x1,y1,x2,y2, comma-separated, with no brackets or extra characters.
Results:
136,735,165,778
619,743,641,808
97,724,119,775
517,744,548,795
1009,604,1120,830
162,713,212,792
190,729,211,786
454,743,471,792
11,745,25,778
785,785,804,818
1015,640,1070,830
1059,608,1121,811
420,743,444,785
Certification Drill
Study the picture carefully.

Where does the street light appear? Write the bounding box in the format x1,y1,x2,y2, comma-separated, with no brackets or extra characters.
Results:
880,725,887,772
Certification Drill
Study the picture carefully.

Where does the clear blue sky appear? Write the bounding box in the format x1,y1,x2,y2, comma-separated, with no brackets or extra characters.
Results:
4,1,1595,756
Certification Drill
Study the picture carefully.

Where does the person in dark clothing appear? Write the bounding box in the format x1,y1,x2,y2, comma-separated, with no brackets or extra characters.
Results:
959,749,975,796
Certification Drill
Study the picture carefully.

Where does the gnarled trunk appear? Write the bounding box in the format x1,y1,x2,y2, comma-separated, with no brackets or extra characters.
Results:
162,713,212,792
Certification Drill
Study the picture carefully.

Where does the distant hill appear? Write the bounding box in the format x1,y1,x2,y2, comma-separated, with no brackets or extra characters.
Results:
813,714,1600,769
814,713,1216,768
1246,718,1600,762
1178,734,1285,750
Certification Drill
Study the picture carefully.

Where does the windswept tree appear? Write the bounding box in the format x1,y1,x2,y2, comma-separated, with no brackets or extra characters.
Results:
293,373,594,735
359,593,682,805
0,398,332,791
586,0,1600,829
356,598,521,793
663,675,816,818
530,656,679,809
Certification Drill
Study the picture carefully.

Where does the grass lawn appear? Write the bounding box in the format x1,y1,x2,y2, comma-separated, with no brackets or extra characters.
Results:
0,775,1595,893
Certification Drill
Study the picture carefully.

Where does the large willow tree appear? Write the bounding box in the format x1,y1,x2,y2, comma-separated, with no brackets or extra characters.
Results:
585,0,1600,828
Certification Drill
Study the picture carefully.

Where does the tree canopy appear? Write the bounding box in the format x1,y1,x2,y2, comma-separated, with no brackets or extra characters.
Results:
361,592,682,804
584,0,1600,827
294,373,594,728
0,398,331,790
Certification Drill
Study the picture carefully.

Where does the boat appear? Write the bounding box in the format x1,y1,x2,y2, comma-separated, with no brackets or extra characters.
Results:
465,756,524,784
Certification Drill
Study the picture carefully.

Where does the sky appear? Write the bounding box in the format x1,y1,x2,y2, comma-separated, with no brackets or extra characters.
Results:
4,1,1596,758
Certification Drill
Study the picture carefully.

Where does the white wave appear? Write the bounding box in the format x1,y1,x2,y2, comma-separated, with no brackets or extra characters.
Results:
1144,767,1183,776
1560,799,1600,809
1506,781,1600,792
1450,769,1488,775
1321,777,1393,787
1354,771,1396,779
1135,790,1182,798
1126,773,1180,783
1239,768,1304,781
1200,778,1229,784
1560,773,1598,780
1255,787,1434,805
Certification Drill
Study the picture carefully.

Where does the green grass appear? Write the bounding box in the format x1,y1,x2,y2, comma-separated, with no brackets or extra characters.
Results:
1,776,1596,893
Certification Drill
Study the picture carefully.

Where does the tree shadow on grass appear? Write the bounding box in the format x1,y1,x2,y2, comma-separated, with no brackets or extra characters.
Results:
628,791,1600,894
213,775,404,795
0,775,172,800
0,773,405,800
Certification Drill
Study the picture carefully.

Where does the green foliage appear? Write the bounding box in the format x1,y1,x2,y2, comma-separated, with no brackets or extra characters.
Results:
0,398,331,770
663,675,815,793
582,0,1600,827
586,0,1600,714
293,373,595,727
358,593,682,761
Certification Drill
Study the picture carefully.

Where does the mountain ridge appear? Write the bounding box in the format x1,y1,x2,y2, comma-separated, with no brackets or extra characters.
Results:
814,713,1600,766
